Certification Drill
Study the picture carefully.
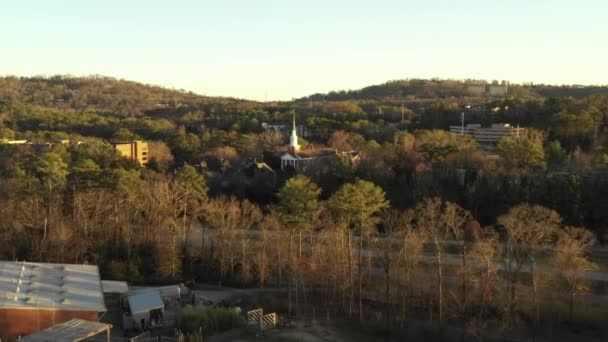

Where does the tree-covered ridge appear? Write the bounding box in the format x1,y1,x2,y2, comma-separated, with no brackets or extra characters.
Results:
304,78,608,101
0,75,260,116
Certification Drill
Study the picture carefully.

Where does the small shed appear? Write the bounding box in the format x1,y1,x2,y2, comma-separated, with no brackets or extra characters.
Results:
21,318,112,342
125,290,164,330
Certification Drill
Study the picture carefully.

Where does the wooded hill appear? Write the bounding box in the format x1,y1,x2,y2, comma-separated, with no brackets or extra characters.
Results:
304,79,608,102
0,75,261,117
3,76,608,115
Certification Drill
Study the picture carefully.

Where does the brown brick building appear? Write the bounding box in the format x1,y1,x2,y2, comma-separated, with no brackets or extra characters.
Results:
0,261,106,339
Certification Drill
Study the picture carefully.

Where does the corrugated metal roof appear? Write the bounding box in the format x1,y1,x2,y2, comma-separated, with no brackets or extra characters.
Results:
101,280,128,294
128,290,164,315
129,284,182,298
21,318,111,341
0,261,106,312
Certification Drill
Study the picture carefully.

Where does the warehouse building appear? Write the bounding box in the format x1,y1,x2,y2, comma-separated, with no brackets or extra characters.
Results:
0,261,106,339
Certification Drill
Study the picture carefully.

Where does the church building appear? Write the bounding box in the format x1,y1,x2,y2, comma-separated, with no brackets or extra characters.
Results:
280,113,334,172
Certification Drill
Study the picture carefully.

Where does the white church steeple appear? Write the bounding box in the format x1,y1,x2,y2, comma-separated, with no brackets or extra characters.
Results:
289,111,300,153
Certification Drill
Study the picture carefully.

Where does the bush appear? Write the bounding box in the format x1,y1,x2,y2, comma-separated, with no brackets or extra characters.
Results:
177,305,244,334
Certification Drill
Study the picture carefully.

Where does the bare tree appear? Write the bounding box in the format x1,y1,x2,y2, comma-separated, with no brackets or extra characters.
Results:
407,197,471,324
255,211,282,288
499,204,560,335
378,209,402,330
551,226,597,321
396,214,426,326
468,236,500,320
204,196,261,284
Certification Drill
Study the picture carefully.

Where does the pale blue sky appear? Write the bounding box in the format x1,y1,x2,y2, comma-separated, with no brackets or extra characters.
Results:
1,0,607,100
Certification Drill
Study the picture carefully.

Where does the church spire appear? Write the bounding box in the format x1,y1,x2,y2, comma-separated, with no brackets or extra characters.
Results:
289,111,300,153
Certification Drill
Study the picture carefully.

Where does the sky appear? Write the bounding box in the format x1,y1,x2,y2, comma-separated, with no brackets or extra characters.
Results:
1,0,607,101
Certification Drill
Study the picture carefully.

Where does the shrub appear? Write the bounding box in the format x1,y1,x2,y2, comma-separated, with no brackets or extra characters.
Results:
177,305,244,334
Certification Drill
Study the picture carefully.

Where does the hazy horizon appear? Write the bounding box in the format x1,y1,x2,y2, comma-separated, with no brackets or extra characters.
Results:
2,0,607,101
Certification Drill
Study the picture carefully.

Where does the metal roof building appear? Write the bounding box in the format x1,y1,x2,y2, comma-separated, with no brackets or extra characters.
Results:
124,290,165,331
21,319,112,342
101,280,128,294
0,261,106,339
128,290,164,315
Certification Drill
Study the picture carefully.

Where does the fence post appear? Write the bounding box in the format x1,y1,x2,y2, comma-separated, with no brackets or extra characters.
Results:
259,314,263,333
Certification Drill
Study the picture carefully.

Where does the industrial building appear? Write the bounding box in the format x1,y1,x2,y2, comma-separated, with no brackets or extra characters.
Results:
473,123,522,145
113,140,149,166
0,261,106,339
449,123,523,147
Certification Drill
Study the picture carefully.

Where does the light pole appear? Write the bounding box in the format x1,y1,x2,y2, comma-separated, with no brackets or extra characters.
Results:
461,105,471,135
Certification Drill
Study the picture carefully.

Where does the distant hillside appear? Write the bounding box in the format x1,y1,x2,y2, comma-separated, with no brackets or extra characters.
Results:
0,75,258,116
303,79,608,102
3,76,608,120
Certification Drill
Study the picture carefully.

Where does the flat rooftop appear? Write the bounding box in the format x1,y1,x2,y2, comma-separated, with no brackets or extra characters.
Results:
0,261,106,312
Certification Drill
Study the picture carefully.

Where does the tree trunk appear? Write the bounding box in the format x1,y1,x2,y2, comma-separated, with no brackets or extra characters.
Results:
241,238,246,287
480,259,490,319
402,236,408,326
113,203,119,258
531,259,538,342
462,243,466,314
569,283,574,321
368,239,372,288
202,223,208,265
172,233,177,279
437,246,443,324
348,230,353,318
359,231,364,323
385,251,391,332
220,239,225,281
296,231,301,316
461,242,467,341
288,230,293,316
260,230,266,288
182,204,188,256
278,237,283,287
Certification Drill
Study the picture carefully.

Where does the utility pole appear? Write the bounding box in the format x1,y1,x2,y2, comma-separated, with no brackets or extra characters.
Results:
461,105,471,135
